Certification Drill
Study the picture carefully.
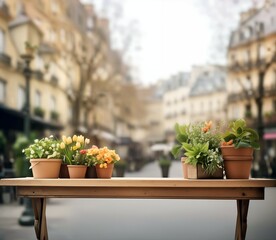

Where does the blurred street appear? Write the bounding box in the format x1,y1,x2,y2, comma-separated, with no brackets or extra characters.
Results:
1,161,276,240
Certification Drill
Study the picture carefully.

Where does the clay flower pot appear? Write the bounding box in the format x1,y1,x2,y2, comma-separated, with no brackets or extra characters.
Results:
67,165,87,178
30,159,62,179
221,146,253,179
96,163,114,178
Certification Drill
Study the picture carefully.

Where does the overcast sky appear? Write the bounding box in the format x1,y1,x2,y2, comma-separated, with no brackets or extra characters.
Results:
85,0,255,84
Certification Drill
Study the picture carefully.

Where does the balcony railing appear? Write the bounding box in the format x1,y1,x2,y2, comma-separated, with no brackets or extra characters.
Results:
0,53,11,66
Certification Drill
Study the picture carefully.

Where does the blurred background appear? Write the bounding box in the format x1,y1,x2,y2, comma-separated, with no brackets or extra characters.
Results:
0,0,276,239
0,0,275,179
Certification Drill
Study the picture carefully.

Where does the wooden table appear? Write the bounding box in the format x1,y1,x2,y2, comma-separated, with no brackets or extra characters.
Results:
1,178,276,240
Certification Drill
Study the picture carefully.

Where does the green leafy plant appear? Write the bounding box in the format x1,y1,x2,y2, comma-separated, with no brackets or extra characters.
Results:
50,110,59,121
158,157,172,167
222,119,260,149
22,135,61,159
172,121,223,175
0,131,7,154
33,106,45,118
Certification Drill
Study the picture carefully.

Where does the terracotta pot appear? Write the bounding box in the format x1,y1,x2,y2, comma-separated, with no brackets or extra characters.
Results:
67,165,87,178
59,163,70,178
30,159,62,179
96,163,114,178
220,146,253,157
221,146,253,179
181,157,188,179
85,166,97,178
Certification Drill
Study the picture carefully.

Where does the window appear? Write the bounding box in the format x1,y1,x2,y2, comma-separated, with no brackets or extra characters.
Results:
50,95,56,111
244,27,252,39
18,86,25,110
51,0,59,13
0,29,4,53
233,106,240,119
35,56,44,71
0,79,6,103
259,44,266,59
35,90,41,107
209,101,212,112
87,17,93,29
0,0,5,7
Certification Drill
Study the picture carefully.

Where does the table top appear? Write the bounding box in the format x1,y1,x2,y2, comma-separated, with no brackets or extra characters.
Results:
1,178,276,188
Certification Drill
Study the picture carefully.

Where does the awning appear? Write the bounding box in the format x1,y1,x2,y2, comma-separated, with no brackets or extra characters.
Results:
264,132,276,140
92,129,116,141
0,104,63,131
150,143,172,152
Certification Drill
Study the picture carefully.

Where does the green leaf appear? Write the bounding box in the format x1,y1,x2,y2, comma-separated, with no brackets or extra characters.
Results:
237,127,242,135
171,145,182,158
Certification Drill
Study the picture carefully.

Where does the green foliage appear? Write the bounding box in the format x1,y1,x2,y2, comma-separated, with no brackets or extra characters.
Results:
159,157,171,167
0,131,7,153
50,111,59,121
22,136,61,159
34,106,45,118
223,119,260,149
172,121,223,174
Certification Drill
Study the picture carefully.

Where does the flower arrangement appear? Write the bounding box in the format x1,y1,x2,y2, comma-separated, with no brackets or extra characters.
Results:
87,146,120,168
59,135,90,165
172,121,223,174
22,135,61,159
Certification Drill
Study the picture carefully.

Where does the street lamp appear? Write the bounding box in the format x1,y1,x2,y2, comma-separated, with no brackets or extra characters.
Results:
18,53,34,226
9,6,42,226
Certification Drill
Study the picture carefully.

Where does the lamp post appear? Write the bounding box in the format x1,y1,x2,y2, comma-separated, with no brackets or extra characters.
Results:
18,53,34,226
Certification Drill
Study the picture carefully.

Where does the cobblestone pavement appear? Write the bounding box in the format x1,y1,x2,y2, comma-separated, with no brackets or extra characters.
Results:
0,161,276,240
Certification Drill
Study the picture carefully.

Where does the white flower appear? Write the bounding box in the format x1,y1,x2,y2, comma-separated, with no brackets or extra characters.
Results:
22,149,25,153
34,139,39,143
31,150,35,154
50,135,53,138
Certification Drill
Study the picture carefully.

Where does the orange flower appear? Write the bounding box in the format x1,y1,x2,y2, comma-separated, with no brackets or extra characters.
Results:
202,121,212,133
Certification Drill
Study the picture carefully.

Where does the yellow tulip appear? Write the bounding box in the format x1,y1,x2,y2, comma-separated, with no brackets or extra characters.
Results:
85,138,90,144
76,142,81,149
66,137,72,144
77,135,84,143
62,135,67,143
73,135,78,142
60,142,65,149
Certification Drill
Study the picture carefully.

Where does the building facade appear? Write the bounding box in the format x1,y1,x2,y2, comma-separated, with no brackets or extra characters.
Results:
227,0,276,175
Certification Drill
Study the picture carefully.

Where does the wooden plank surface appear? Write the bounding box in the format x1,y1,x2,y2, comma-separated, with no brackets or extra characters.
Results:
1,178,276,188
17,186,264,199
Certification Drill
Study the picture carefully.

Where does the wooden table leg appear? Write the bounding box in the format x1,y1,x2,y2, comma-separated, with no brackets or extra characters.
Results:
32,198,48,240
235,200,249,240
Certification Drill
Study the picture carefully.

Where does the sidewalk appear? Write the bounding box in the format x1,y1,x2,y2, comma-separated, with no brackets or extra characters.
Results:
1,161,276,240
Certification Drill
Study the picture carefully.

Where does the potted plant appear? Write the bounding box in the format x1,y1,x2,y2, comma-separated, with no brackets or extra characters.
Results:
158,157,171,178
172,121,223,179
59,135,91,178
22,135,62,178
221,118,260,179
33,106,45,118
114,160,127,177
87,146,120,178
